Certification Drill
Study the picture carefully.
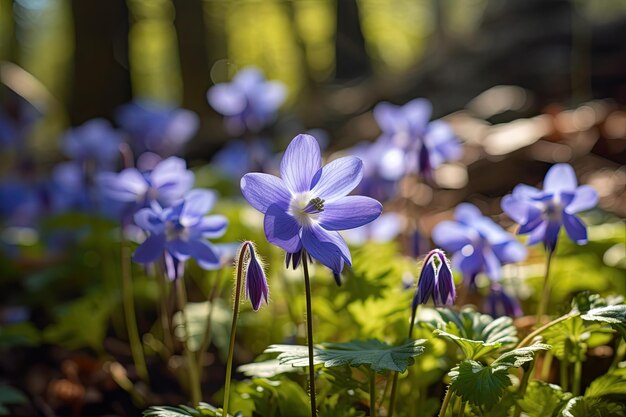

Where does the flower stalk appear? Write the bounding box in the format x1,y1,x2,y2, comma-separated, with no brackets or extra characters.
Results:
302,252,318,417
438,388,454,417
369,370,377,417
175,274,201,404
535,250,554,326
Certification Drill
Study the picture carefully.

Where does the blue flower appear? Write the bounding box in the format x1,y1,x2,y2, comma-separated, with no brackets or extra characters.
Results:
343,212,402,245
240,134,382,278
211,138,275,181
485,284,522,318
501,163,598,252
412,249,455,310
132,189,228,279
97,156,194,217
373,98,461,181
48,162,90,213
116,100,199,156
244,244,269,311
432,203,527,285
62,119,122,170
208,67,286,135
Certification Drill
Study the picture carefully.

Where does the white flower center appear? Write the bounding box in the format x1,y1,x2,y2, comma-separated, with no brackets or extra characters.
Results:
288,192,324,226
165,220,189,241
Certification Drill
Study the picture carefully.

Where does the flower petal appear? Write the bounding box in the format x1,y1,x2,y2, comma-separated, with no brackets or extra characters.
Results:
190,240,221,269
180,189,216,226
404,98,433,134
563,213,588,244
134,208,164,234
310,156,363,202
526,220,548,246
502,195,540,225
196,215,228,238
133,234,166,263
483,246,502,280
373,102,404,134
455,203,483,223
511,184,543,200
98,169,148,202
301,223,351,274
318,196,382,231
492,240,527,264
543,163,577,193
264,204,302,253
167,239,192,261
207,84,247,116
564,185,598,214
240,173,291,213
453,248,482,278
280,134,321,193
432,221,473,252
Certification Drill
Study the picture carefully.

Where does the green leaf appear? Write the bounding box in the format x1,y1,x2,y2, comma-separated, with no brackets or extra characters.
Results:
0,385,28,405
266,339,426,373
0,322,40,348
585,367,626,398
172,300,232,354
449,360,512,407
518,381,572,417
582,305,626,340
428,307,517,360
143,403,223,417
561,396,626,417
237,359,298,378
542,316,610,363
449,343,549,408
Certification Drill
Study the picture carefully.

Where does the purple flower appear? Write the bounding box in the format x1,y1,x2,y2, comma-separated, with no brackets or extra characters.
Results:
116,100,199,156
97,156,194,217
244,244,269,311
208,67,286,135
343,212,402,245
62,119,122,170
373,98,461,181
485,284,523,318
412,249,456,311
212,138,275,180
240,134,382,279
48,162,90,213
432,203,527,285
501,163,598,252
132,189,228,279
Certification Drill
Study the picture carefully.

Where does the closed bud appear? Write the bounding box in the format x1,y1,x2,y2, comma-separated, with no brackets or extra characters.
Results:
244,244,269,311
412,249,456,314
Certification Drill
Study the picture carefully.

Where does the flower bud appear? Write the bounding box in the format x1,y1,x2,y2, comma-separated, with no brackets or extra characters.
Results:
245,244,269,311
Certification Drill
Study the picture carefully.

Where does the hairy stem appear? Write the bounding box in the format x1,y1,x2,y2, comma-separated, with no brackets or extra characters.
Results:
535,250,554,326
223,242,249,415
438,387,453,417
370,371,377,417
120,238,149,383
517,313,577,348
176,275,201,404
388,305,420,417
302,253,317,417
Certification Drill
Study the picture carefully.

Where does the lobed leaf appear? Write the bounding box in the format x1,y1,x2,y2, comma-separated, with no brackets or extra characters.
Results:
585,367,626,398
517,381,572,417
561,396,626,417
449,360,512,407
581,304,626,340
266,339,426,373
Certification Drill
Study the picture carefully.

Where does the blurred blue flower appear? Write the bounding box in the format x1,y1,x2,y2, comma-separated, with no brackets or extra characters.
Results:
240,134,382,279
485,284,523,318
211,138,274,180
0,94,40,149
0,180,42,227
412,249,455,310
373,98,461,182
116,100,199,156
132,189,228,279
48,162,90,213
501,163,598,252
244,243,269,311
208,67,286,135
348,141,397,202
432,203,527,285
62,119,122,171
97,156,194,219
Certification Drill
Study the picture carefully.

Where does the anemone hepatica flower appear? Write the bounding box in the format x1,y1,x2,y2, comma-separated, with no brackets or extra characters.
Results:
132,189,228,279
373,98,461,182
97,156,194,218
116,100,199,156
432,203,527,285
486,284,522,318
62,119,122,170
501,163,598,252
240,134,382,280
244,244,269,311
208,67,286,135
412,249,455,311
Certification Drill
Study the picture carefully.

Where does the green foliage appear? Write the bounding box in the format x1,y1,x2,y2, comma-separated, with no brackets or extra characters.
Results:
231,378,310,417
585,367,626,398
542,315,613,363
560,396,626,417
237,359,298,378
266,339,426,373
0,322,40,348
0,385,28,416
449,344,549,407
429,307,517,360
172,300,232,354
581,304,626,340
518,381,573,417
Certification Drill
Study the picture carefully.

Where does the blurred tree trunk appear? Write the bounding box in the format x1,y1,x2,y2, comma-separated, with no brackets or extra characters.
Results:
335,0,370,80
68,0,131,124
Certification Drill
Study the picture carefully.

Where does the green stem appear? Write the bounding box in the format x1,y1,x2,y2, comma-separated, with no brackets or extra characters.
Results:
517,313,578,348
370,371,377,417
572,360,582,396
156,267,173,352
302,252,318,417
388,306,420,417
121,238,149,383
609,338,625,371
457,400,466,417
541,352,554,381
512,360,536,417
198,269,223,362
223,242,250,415
438,387,453,417
176,275,201,404
560,359,569,392
535,250,554,327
